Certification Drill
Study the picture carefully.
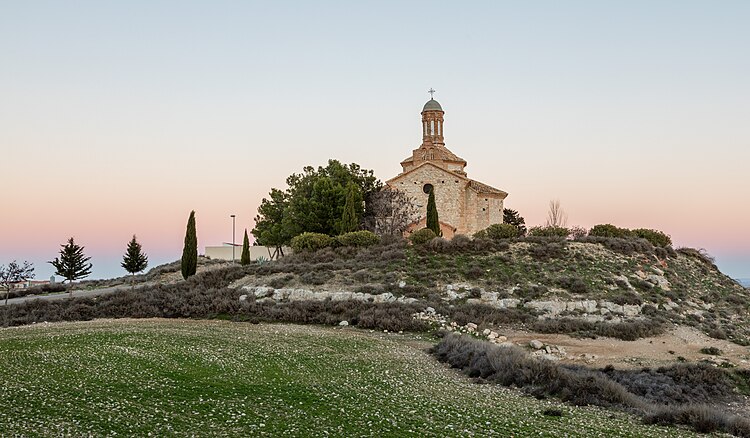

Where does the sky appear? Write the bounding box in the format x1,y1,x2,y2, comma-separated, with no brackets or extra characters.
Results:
1,1,748,280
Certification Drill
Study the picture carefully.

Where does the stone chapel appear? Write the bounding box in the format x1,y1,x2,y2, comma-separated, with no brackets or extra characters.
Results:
386,96,508,238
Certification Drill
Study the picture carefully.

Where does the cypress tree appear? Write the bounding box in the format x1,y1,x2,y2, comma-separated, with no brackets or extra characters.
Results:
339,182,359,234
181,210,197,280
49,237,93,298
121,235,148,289
426,187,441,237
240,229,251,265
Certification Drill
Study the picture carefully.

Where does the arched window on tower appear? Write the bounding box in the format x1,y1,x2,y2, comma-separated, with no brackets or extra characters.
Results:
430,120,435,135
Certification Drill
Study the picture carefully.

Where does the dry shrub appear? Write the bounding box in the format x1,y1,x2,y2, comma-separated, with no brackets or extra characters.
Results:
450,304,536,326
432,334,750,437
532,318,664,341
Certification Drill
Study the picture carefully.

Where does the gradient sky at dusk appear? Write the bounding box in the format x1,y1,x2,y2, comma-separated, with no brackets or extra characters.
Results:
1,1,749,280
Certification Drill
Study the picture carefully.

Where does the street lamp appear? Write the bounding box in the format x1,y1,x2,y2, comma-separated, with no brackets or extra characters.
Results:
230,214,236,262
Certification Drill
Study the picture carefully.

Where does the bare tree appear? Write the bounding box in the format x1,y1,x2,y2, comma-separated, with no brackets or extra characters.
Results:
1,260,35,308
364,187,420,236
545,199,568,227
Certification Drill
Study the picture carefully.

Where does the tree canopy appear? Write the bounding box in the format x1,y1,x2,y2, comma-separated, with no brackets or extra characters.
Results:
503,208,527,237
121,235,148,289
426,187,441,237
181,211,197,280
49,238,92,297
1,260,34,306
253,160,380,248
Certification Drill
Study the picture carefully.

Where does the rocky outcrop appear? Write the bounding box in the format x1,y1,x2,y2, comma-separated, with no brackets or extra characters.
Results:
242,286,419,304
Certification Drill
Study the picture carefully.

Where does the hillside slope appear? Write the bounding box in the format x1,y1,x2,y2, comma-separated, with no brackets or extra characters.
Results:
232,237,750,346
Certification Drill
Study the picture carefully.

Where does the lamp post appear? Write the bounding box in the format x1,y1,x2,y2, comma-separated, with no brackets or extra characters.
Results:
230,214,236,262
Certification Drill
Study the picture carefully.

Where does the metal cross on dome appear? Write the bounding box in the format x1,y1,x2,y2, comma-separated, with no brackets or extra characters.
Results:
428,88,436,99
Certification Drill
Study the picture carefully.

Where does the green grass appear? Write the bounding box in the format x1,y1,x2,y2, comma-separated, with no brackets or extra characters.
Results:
0,319,698,437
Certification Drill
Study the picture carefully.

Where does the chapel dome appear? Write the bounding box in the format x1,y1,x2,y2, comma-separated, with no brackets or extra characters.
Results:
422,98,443,112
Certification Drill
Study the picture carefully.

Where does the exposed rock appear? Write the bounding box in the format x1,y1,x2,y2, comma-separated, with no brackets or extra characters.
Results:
239,294,248,301
529,340,544,350
646,274,670,290
525,301,568,316
425,306,436,314
398,280,406,288
338,320,349,326
494,298,518,308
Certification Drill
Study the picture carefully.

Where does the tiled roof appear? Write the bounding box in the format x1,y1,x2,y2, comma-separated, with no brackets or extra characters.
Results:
469,180,508,196
401,145,466,164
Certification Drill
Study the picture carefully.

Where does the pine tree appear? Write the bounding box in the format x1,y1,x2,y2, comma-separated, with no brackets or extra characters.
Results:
121,235,148,289
426,187,441,237
240,229,251,265
338,182,359,234
49,237,92,298
181,211,197,280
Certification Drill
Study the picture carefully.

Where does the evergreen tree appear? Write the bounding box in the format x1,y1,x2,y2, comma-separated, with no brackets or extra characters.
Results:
338,182,359,234
49,237,92,298
426,187,441,237
181,211,197,280
503,208,527,237
121,235,148,289
240,229,251,265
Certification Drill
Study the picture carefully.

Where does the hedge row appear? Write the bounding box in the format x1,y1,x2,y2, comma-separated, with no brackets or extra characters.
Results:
290,231,380,253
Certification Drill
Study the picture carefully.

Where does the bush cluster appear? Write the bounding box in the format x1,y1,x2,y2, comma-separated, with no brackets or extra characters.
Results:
474,223,520,240
631,228,672,248
290,232,335,252
409,228,437,245
336,230,380,247
589,224,632,239
527,226,570,238
431,334,750,437
531,317,665,341
589,224,672,248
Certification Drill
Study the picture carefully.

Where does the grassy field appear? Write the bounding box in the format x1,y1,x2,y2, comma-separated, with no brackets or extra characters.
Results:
0,319,699,437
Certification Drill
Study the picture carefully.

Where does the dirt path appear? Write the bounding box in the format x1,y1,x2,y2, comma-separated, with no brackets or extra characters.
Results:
503,325,750,369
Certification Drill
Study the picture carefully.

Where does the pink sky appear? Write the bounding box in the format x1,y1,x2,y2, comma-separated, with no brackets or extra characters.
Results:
1,1,748,279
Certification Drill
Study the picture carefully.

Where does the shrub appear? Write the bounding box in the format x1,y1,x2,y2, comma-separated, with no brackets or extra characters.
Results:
450,234,471,250
336,230,380,247
427,237,452,253
409,228,437,245
677,247,716,267
610,291,643,306
644,404,750,436
450,304,536,326
532,318,664,341
700,346,723,356
556,276,588,294
589,224,632,239
472,229,488,240
632,228,672,248
290,232,335,252
528,242,567,260
568,226,588,240
527,226,570,238
483,223,520,240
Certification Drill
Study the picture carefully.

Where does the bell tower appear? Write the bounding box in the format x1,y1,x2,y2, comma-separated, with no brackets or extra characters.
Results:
421,88,444,147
